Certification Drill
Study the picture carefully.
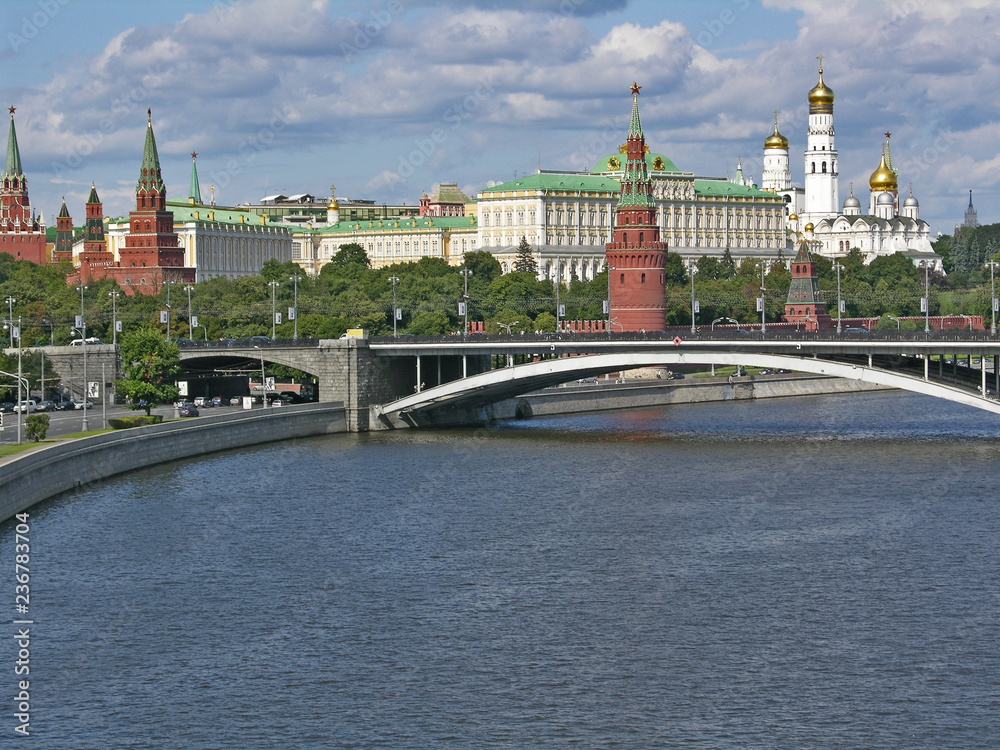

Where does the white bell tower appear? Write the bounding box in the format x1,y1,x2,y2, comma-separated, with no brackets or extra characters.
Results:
803,55,839,224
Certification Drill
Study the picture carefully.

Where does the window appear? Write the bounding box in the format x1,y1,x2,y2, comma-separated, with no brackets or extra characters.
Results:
822,161,827,173
811,162,816,173
639,232,644,244
641,273,646,284
623,232,627,245
620,273,624,284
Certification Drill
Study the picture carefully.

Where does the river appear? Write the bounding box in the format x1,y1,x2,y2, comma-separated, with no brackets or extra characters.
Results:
4,390,999,748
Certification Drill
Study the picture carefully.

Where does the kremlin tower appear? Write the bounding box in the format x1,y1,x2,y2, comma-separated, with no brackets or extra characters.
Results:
1,107,46,264
783,237,831,331
53,198,74,262
78,184,114,283
605,83,668,333
801,57,839,225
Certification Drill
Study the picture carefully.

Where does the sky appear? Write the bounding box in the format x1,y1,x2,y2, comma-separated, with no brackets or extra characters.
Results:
2,0,998,234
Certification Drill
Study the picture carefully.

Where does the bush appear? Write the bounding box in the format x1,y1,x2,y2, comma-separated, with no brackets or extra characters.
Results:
108,415,164,430
25,414,50,442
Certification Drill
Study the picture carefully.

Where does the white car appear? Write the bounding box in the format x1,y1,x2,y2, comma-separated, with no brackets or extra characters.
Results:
72,400,93,410
16,401,36,413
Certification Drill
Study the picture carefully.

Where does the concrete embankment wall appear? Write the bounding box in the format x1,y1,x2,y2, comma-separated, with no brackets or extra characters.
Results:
519,374,889,418
0,403,347,523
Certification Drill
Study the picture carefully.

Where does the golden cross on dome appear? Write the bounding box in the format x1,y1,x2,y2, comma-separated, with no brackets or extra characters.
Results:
8,106,15,116
816,53,824,72
630,81,641,97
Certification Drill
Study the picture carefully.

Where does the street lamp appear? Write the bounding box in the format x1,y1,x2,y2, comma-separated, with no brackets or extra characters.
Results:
199,324,208,341
888,314,901,331
388,275,400,338
959,313,974,331
184,284,195,341
4,296,15,348
712,316,739,331
459,269,472,337
554,265,563,332
607,263,615,336
919,261,931,333
757,261,768,334
834,262,844,335
690,262,698,334
289,274,301,340
253,345,268,408
986,260,998,336
268,280,280,339
108,290,120,346
497,320,519,335
76,285,89,431
164,280,176,342
2,315,24,444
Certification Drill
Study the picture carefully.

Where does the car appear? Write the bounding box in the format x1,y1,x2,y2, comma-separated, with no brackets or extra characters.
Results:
193,396,206,407
843,327,870,336
249,336,270,344
16,401,36,413
72,400,93,410
69,337,102,346
36,400,56,412
218,338,236,345
230,397,242,406
52,400,71,411
211,396,225,406
0,403,14,413
577,376,598,384
177,405,199,417
666,372,685,379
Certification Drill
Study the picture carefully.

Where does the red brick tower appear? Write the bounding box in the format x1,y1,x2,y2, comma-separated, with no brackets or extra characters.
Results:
53,198,74,262
79,183,114,283
0,107,46,264
783,238,832,330
110,108,194,294
605,83,668,332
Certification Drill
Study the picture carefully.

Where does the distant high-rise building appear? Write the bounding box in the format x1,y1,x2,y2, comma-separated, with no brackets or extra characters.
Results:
963,190,979,229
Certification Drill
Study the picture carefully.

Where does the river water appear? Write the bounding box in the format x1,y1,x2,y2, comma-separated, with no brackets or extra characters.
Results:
4,390,999,748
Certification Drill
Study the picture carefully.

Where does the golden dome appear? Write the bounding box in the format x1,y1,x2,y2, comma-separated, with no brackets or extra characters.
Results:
327,199,340,210
764,112,788,149
808,68,834,114
869,152,897,192
789,213,799,221
804,222,815,232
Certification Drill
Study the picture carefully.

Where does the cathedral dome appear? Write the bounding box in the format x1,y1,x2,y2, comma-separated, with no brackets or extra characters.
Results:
877,192,894,206
764,116,788,149
843,193,860,210
869,153,897,192
804,222,815,232
789,213,799,222
808,69,834,114
327,198,340,210
903,191,919,208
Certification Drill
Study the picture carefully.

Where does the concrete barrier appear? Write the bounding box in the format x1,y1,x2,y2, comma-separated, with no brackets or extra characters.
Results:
0,403,346,523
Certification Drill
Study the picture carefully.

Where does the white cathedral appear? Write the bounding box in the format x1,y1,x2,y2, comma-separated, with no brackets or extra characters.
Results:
760,59,942,270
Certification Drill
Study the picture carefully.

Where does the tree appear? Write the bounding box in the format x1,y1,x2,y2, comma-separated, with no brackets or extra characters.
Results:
461,250,502,286
664,253,688,286
513,235,538,275
407,310,451,335
331,242,371,268
116,327,181,416
25,414,49,442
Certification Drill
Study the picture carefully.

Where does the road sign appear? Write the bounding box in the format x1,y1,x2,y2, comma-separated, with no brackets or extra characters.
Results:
673,336,682,346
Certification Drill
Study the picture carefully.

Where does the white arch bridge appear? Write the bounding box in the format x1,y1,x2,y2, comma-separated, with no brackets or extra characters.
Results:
371,335,1000,426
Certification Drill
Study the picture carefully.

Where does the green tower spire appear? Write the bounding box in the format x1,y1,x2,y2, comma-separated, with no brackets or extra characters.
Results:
4,106,24,179
137,107,166,195
58,197,70,217
627,82,644,139
189,151,202,204
617,82,655,210
87,182,100,205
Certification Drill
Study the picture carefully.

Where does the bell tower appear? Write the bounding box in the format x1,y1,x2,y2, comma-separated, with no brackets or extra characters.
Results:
802,56,839,224
605,82,668,332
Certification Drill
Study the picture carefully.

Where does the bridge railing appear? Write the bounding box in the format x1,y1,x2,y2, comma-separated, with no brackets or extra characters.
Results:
176,337,322,350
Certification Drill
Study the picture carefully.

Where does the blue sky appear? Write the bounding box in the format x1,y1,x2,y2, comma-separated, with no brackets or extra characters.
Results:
2,0,998,235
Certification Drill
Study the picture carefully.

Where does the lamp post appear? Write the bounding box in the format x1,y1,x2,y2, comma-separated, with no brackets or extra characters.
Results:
185,284,195,340
920,261,930,333
388,275,400,338
607,264,615,336
268,280,279,339
555,265,562,332
289,274,301,340
2,315,23,444
757,261,768,334
76,285,89,431
460,269,472,337
986,260,998,336
712,316,739,331
164,280,175,342
253,345,268,409
108,290,120,346
497,320,519,335
4,296,15,348
888,314,901,331
834,262,844,335
199,324,208,341
690,263,698,334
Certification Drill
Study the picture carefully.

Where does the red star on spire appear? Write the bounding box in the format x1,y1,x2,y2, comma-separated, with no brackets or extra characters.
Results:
630,82,641,97
191,152,198,159
884,131,891,140
8,106,15,116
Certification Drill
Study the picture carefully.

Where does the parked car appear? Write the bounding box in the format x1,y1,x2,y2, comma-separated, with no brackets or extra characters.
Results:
230,397,242,406
16,401,36,413
577,376,598,384
193,396,206,407
211,396,225,406
72,400,93,410
69,337,102,346
249,336,270,344
1,403,14,413
36,400,56,412
844,327,870,336
52,400,71,411
177,405,199,417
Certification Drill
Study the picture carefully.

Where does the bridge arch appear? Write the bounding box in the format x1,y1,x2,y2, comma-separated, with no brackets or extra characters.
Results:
378,351,1000,419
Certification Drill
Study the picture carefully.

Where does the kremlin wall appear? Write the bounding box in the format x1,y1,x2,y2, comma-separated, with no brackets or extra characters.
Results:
2,64,946,327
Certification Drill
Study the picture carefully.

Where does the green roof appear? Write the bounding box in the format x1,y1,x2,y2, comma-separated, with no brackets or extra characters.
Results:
693,179,779,199
4,112,23,179
137,115,165,195
306,215,477,235
479,173,620,195
87,183,100,205
189,156,202,204
592,152,681,175
58,198,70,218
166,199,289,229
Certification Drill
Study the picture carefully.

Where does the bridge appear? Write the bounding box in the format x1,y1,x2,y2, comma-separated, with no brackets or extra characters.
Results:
158,332,1000,430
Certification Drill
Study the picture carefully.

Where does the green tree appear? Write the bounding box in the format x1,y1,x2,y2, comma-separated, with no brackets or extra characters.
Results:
331,242,371,268
664,253,688,286
533,311,556,332
25,414,49,442
512,235,538,275
116,327,181,416
461,250,502,286
407,310,452,335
